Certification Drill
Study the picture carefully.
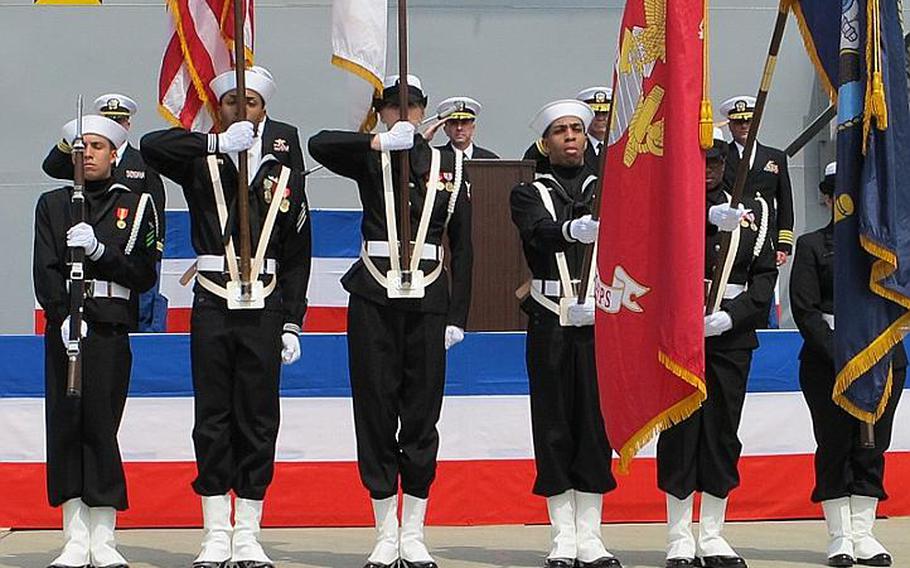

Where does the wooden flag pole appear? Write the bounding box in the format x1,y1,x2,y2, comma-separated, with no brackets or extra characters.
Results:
397,0,412,285
234,0,253,298
705,0,789,315
576,96,618,303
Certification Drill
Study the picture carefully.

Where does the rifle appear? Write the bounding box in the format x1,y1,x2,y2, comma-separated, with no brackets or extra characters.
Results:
66,96,86,398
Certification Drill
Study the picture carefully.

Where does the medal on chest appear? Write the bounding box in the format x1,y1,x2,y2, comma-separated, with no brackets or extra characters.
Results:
115,207,129,230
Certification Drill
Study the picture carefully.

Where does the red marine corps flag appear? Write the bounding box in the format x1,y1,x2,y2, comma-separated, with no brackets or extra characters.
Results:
595,0,707,472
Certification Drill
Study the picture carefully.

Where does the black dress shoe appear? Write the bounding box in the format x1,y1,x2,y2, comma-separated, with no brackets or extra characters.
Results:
399,561,438,568
192,562,229,568
857,553,892,567
546,559,576,568
47,564,90,568
95,564,129,568
699,556,747,568
576,557,622,567
234,562,276,568
665,559,697,568
364,562,399,568
828,554,855,567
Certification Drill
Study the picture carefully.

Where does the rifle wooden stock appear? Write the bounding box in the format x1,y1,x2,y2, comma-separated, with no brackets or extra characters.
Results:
66,96,86,398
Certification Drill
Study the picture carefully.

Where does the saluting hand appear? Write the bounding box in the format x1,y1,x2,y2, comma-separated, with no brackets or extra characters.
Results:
218,120,256,153
281,332,301,365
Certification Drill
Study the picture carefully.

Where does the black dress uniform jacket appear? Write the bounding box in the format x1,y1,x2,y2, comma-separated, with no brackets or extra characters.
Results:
139,124,311,330
704,185,779,350
308,131,473,328
510,162,616,498
35,178,160,510
436,140,500,159
791,222,906,502
724,142,795,254
656,184,778,500
34,180,160,328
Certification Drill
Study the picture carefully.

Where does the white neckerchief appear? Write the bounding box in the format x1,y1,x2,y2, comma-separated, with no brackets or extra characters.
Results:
734,141,756,169
228,117,265,183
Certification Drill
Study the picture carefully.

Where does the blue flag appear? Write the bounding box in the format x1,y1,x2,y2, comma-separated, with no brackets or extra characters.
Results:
834,0,910,421
793,0,910,422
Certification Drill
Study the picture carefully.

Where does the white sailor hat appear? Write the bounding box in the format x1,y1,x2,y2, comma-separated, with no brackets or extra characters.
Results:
375,74,428,109
436,96,482,120
210,65,277,104
575,86,613,113
720,95,756,121
706,127,728,159
93,93,138,120
531,99,595,137
820,161,836,195
62,115,129,149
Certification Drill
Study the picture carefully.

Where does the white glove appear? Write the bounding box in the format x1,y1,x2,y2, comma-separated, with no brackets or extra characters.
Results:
566,300,595,327
281,332,301,365
444,326,465,350
60,316,88,346
704,311,733,337
568,215,599,244
708,203,752,232
218,120,255,153
67,222,104,259
378,121,416,152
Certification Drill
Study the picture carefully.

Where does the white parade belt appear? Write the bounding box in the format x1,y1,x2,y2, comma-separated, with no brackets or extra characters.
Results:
364,241,443,262
67,279,131,300
197,255,277,275
723,283,747,300
530,278,579,298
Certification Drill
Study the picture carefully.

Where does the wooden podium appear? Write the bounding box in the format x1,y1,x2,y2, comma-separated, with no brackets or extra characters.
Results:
458,159,536,331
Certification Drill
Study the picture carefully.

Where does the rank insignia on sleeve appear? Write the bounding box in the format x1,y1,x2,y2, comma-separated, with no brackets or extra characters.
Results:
273,138,290,153
763,160,779,174
115,207,129,230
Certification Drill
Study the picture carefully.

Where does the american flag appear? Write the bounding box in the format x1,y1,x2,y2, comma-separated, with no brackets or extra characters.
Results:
158,0,255,133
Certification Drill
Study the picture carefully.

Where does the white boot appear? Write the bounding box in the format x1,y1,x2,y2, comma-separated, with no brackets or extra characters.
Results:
194,495,232,566
821,498,855,564
666,493,696,561
575,492,616,564
232,498,273,566
366,496,399,566
851,495,892,565
399,494,435,566
49,498,91,568
546,490,578,562
88,507,128,567
697,493,739,560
